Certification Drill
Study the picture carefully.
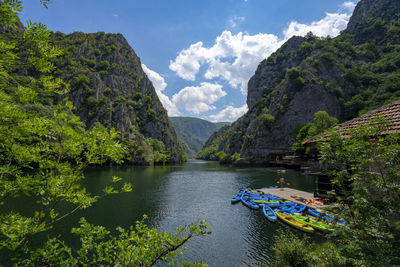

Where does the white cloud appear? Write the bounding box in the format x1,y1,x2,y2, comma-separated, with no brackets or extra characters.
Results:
283,12,351,39
169,42,205,81
157,93,181,117
229,16,245,28
341,1,357,11
142,64,180,116
169,3,354,97
209,104,248,122
169,31,282,94
172,82,226,114
142,64,167,92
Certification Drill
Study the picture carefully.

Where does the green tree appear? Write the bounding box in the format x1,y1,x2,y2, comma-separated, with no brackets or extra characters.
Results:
318,118,400,266
216,151,227,161
231,152,240,162
292,111,338,155
272,230,343,267
0,1,209,265
147,138,171,164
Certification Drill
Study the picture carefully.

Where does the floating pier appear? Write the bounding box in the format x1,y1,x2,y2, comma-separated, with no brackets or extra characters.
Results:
258,187,326,209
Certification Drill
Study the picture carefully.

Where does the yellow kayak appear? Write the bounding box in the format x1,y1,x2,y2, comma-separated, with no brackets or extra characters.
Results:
276,211,314,233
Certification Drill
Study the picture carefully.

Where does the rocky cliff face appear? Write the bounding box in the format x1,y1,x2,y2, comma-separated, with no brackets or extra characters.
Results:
344,0,400,39
199,0,400,163
247,36,308,109
50,31,185,163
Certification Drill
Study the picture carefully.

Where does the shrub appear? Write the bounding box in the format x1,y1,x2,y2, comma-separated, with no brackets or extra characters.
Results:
286,67,301,80
115,95,126,104
261,114,275,124
145,95,152,105
231,153,240,162
286,67,305,88
344,69,360,85
104,87,112,95
134,92,142,100
80,57,95,68
86,96,98,107
216,151,227,161
382,72,400,93
321,52,335,62
147,108,156,120
96,60,110,71
76,75,90,87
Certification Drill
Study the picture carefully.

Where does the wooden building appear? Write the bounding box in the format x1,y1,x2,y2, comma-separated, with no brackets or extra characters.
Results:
302,100,400,148
302,100,400,198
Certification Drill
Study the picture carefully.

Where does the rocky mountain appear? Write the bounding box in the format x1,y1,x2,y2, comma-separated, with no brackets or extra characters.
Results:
3,23,186,164
50,31,186,164
169,117,229,157
198,0,400,164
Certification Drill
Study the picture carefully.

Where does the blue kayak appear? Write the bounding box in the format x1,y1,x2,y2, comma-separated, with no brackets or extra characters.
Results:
291,204,306,214
262,204,277,222
277,202,297,212
241,195,259,210
307,208,320,217
231,188,245,203
264,200,290,207
231,194,242,204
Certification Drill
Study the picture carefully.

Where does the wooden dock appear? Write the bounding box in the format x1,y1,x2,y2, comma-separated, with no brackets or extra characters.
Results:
257,187,325,209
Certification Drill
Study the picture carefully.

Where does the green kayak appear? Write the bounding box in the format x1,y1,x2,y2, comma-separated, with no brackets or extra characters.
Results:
290,214,333,232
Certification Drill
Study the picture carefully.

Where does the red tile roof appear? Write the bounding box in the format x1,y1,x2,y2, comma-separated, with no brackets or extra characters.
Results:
302,100,400,146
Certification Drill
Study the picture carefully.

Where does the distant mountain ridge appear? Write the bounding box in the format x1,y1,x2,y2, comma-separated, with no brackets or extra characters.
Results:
169,117,230,157
198,0,400,163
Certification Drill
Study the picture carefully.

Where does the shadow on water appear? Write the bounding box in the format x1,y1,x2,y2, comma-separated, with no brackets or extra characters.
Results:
3,160,324,266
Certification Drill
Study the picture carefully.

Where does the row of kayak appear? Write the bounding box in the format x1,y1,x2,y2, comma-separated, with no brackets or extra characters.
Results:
231,187,345,233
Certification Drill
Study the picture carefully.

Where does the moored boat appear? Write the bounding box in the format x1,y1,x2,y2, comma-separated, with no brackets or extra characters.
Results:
276,211,314,233
231,188,245,203
276,202,297,213
241,195,259,210
262,204,277,222
290,214,333,232
231,194,242,204
291,204,306,214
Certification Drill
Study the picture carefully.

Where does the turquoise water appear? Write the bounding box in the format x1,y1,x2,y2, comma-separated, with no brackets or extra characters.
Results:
6,160,317,266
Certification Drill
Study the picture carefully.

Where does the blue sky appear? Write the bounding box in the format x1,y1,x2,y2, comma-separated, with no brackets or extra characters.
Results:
20,0,359,122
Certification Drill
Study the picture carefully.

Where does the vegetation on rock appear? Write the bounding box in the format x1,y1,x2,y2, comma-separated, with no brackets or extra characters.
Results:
199,0,400,163
2,11,185,165
0,1,207,265
291,111,338,155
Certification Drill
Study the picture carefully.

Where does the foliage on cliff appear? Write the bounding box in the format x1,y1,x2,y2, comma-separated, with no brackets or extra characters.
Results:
292,111,338,155
0,1,207,265
2,16,185,164
199,0,400,163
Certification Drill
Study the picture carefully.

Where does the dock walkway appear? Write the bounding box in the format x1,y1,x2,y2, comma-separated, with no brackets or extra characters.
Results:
258,187,325,209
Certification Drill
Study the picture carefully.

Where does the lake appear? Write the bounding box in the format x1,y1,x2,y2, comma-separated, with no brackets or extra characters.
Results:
22,160,318,266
